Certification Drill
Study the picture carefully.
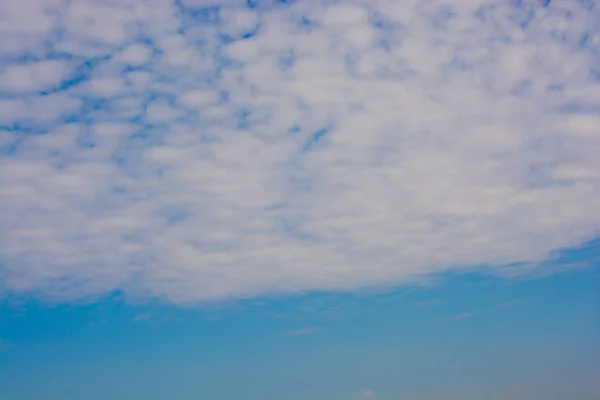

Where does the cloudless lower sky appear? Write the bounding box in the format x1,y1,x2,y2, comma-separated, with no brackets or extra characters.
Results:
2,0,600,398
2,262,599,400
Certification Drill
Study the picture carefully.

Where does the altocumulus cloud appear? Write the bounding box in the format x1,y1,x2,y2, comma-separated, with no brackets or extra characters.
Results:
1,0,600,303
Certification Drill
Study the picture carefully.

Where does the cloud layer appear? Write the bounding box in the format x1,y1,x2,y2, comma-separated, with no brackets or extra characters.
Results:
1,0,600,303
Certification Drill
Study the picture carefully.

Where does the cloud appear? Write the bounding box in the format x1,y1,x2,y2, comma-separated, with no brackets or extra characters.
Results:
0,59,72,93
413,299,442,307
287,327,319,336
443,311,481,323
430,298,524,326
132,312,172,324
1,0,600,303
133,313,154,323
360,389,374,397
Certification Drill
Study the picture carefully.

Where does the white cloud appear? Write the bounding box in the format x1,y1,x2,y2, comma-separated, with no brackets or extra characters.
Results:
0,59,72,93
0,94,82,127
321,4,368,28
1,0,600,303
220,6,260,38
79,77,126,98
145,100,184,124
179,89,220,109
118,43,154,66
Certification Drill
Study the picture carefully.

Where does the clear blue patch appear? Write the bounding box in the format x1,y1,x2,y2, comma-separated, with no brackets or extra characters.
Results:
302,125,332,151
37,57,105,95
234,108,252,129
300,16,312,27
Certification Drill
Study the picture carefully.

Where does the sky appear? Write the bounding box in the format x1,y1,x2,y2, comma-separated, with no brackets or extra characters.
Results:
0,0,599,399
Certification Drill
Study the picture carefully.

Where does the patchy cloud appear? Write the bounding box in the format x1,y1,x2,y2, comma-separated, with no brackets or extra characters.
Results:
1,0,600,303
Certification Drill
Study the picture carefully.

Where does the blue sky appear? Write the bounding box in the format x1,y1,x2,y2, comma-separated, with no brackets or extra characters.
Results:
1,0,600,398
2,266,599,400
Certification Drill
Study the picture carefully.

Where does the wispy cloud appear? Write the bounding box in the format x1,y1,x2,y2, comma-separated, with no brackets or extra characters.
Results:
1,0,600,303
132,312,172,324
441,311,481,324
413,299,442,307
359,389,374,397
430,298,525,326
287,327,319,336
133,313,154,323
